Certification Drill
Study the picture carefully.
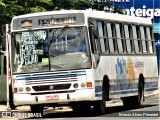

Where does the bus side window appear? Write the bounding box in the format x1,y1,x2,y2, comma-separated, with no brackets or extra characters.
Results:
89,21,100,53
146,27,154,54
106,23,115,53
124,25,131,53
137,26,142,53
97,21,109,53
115,23,123,53
132,25,140,53
140,26,147,53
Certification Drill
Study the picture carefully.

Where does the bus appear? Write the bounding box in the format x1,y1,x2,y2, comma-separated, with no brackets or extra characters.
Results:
9,10,159,114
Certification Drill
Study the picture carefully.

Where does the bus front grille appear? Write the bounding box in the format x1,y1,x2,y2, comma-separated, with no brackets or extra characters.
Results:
32,83,71,91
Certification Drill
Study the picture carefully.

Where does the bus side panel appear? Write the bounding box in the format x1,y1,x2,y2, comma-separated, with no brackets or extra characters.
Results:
143,56,159,95
92,56,111,100
109,56,142,98
94,55,158,99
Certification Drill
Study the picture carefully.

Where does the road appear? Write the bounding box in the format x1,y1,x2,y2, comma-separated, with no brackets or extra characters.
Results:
22,95,159,120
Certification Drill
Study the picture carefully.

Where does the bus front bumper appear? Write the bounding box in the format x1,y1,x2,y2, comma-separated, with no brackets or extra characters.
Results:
14,89,94,106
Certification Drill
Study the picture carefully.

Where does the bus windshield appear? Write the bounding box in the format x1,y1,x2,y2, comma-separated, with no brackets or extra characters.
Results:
12,26,91,73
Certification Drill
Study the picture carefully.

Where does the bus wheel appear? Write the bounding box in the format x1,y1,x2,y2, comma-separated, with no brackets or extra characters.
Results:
30,104,44,116
122,76,144,108
71,102,91,114
93,100,106,115
72,105,82,113
136,75,144,108
93,77,109,114
103,76,109,101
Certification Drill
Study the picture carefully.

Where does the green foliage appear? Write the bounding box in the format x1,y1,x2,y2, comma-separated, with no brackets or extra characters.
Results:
0,0,5,7
72,0,95,9
51,0,94,10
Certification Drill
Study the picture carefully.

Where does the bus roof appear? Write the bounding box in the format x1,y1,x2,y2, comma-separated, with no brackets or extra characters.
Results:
12,10,152,25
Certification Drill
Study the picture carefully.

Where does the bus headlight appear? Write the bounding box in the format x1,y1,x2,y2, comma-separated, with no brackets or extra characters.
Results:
19,87,24,92
80,83,86,87
26,87,31,92
73,83,79,88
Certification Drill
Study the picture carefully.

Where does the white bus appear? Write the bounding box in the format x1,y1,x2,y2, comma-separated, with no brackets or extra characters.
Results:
9,10,158,114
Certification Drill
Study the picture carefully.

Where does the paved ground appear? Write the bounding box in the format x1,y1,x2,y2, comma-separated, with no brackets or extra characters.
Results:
1,90,159,112
0,90,159,120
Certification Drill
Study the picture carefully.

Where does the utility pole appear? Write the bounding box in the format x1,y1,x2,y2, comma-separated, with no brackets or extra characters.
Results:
5,24,11,111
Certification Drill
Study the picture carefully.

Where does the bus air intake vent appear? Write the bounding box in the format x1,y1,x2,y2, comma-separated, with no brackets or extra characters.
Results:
32,83,71,91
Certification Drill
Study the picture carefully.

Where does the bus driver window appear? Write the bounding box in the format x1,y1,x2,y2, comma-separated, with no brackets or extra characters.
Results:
69,31,86,52
69,37,86,52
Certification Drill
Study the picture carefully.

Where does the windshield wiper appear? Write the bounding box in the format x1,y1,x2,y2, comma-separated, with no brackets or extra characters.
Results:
48,25,69,71
28,28,45,49
49,25,69,47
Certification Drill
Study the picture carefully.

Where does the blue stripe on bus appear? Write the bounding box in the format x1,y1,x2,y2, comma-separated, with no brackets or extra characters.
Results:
16,71,86,80
110,89,138,95
110,83,158,96
145,87,158,92
95,80,158,96
145,82,158,88
109,81,158,91
95,94,102,97
95,86,102,93
110,83,138,91
110,87,158,96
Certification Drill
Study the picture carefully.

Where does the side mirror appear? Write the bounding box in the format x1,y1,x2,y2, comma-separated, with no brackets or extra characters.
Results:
93,53,100,64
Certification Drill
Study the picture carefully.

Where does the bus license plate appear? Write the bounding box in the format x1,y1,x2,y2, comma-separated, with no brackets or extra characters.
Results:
45,95,59,101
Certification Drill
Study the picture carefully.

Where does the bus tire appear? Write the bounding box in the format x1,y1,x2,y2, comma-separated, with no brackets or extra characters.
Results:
122,75,144,108
93,100,106,115
102,75,110,101
72,105,82,113
93,76,108,114
136,74,144,107
30,104,44,116
71,102,91,114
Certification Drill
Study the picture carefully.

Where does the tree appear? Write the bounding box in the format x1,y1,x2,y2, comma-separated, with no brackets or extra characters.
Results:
51,0,94,10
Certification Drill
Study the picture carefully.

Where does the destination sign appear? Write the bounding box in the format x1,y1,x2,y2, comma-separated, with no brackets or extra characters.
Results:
12,13,85,30
38,16,76,25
